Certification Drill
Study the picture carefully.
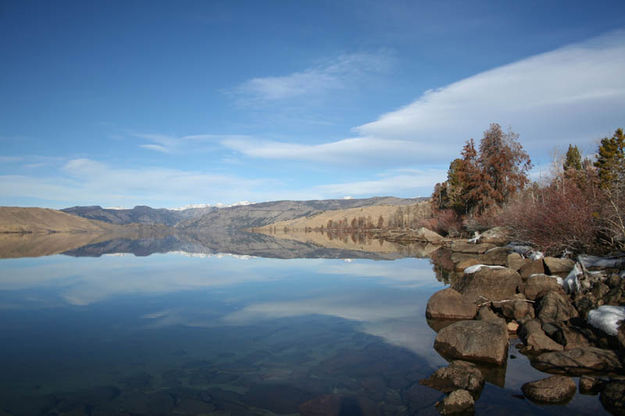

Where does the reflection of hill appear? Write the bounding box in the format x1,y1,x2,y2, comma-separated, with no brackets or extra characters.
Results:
0,224,172,259
254,228,439,258
63,229,409,260
0,232,116,258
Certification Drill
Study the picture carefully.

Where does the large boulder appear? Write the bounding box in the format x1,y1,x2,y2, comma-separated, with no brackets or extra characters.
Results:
450,241,496,254
533,347,623,375
426,288,477,320
479,227,511,245
518,319,564,353
523,274,563,301
536,290,578,324
437,389,474,415
420,360,484,398
521,375,576,403
434,320,509,365
452,266,522,303
415,227,444,244
544,257,575,276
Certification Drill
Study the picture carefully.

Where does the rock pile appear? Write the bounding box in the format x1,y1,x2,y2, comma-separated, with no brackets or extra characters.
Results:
422,227,625,414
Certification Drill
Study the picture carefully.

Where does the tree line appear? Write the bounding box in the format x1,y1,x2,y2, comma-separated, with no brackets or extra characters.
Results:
430,123,625,254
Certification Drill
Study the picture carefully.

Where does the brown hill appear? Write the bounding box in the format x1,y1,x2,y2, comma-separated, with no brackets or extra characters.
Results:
0,207,117,233
254,201,432,232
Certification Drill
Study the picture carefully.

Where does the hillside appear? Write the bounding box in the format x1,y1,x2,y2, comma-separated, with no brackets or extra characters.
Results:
178,197,423,231
0,207,118,233
62,205,215,226
254,201,432,232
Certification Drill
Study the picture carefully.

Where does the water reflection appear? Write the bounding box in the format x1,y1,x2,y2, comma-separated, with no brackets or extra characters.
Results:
0,235,613,415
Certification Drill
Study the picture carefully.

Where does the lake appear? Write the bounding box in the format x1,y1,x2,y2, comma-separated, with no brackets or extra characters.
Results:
0,233,611,415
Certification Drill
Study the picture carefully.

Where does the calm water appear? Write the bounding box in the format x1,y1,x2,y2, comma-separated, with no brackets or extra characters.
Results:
0,240,611,415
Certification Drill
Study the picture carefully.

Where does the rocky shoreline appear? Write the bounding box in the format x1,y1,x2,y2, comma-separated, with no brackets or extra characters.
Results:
410,227,625,415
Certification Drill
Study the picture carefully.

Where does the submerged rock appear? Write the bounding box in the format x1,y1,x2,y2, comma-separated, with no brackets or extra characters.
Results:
434,320,509,365
420,360,484,398
533,347,623,375
437,389,474,415
521,375,576,403
426,288,477,320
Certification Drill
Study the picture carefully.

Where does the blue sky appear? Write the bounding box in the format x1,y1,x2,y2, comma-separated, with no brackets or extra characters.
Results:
1,0,625,209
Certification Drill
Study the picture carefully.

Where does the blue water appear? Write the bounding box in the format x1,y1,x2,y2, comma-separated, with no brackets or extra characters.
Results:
0,251,610,415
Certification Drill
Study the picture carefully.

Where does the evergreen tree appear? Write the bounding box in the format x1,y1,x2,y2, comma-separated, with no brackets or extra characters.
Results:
563,144,582,171
595,128,625,189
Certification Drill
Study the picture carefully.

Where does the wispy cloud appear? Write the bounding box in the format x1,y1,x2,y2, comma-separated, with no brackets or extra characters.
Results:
130,132,250,154
231,52,392,104
224,31,625,166
314,169,447,197
220,136,442,166
357,30,625,159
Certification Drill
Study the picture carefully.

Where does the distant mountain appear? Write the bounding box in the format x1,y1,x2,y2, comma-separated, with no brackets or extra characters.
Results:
62,197,423,230
62,205,215,226
177,197,423,231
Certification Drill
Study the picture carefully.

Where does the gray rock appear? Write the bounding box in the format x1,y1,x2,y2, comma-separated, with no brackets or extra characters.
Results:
434,320,509,365
544,257,575,276
420,360,484,398
452,266,522,303
437,389,474,415
523,274,563,301
600,380,625,416
536,290,578,324
426,288,477,320
533,347,623,375
518,319,563,353
521,375,576,403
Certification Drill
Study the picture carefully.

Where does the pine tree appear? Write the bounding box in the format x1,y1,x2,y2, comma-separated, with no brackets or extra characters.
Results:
595,128,625,189
563,144,582,171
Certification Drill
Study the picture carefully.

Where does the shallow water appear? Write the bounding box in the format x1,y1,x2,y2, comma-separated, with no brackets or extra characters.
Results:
0,240,612,415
